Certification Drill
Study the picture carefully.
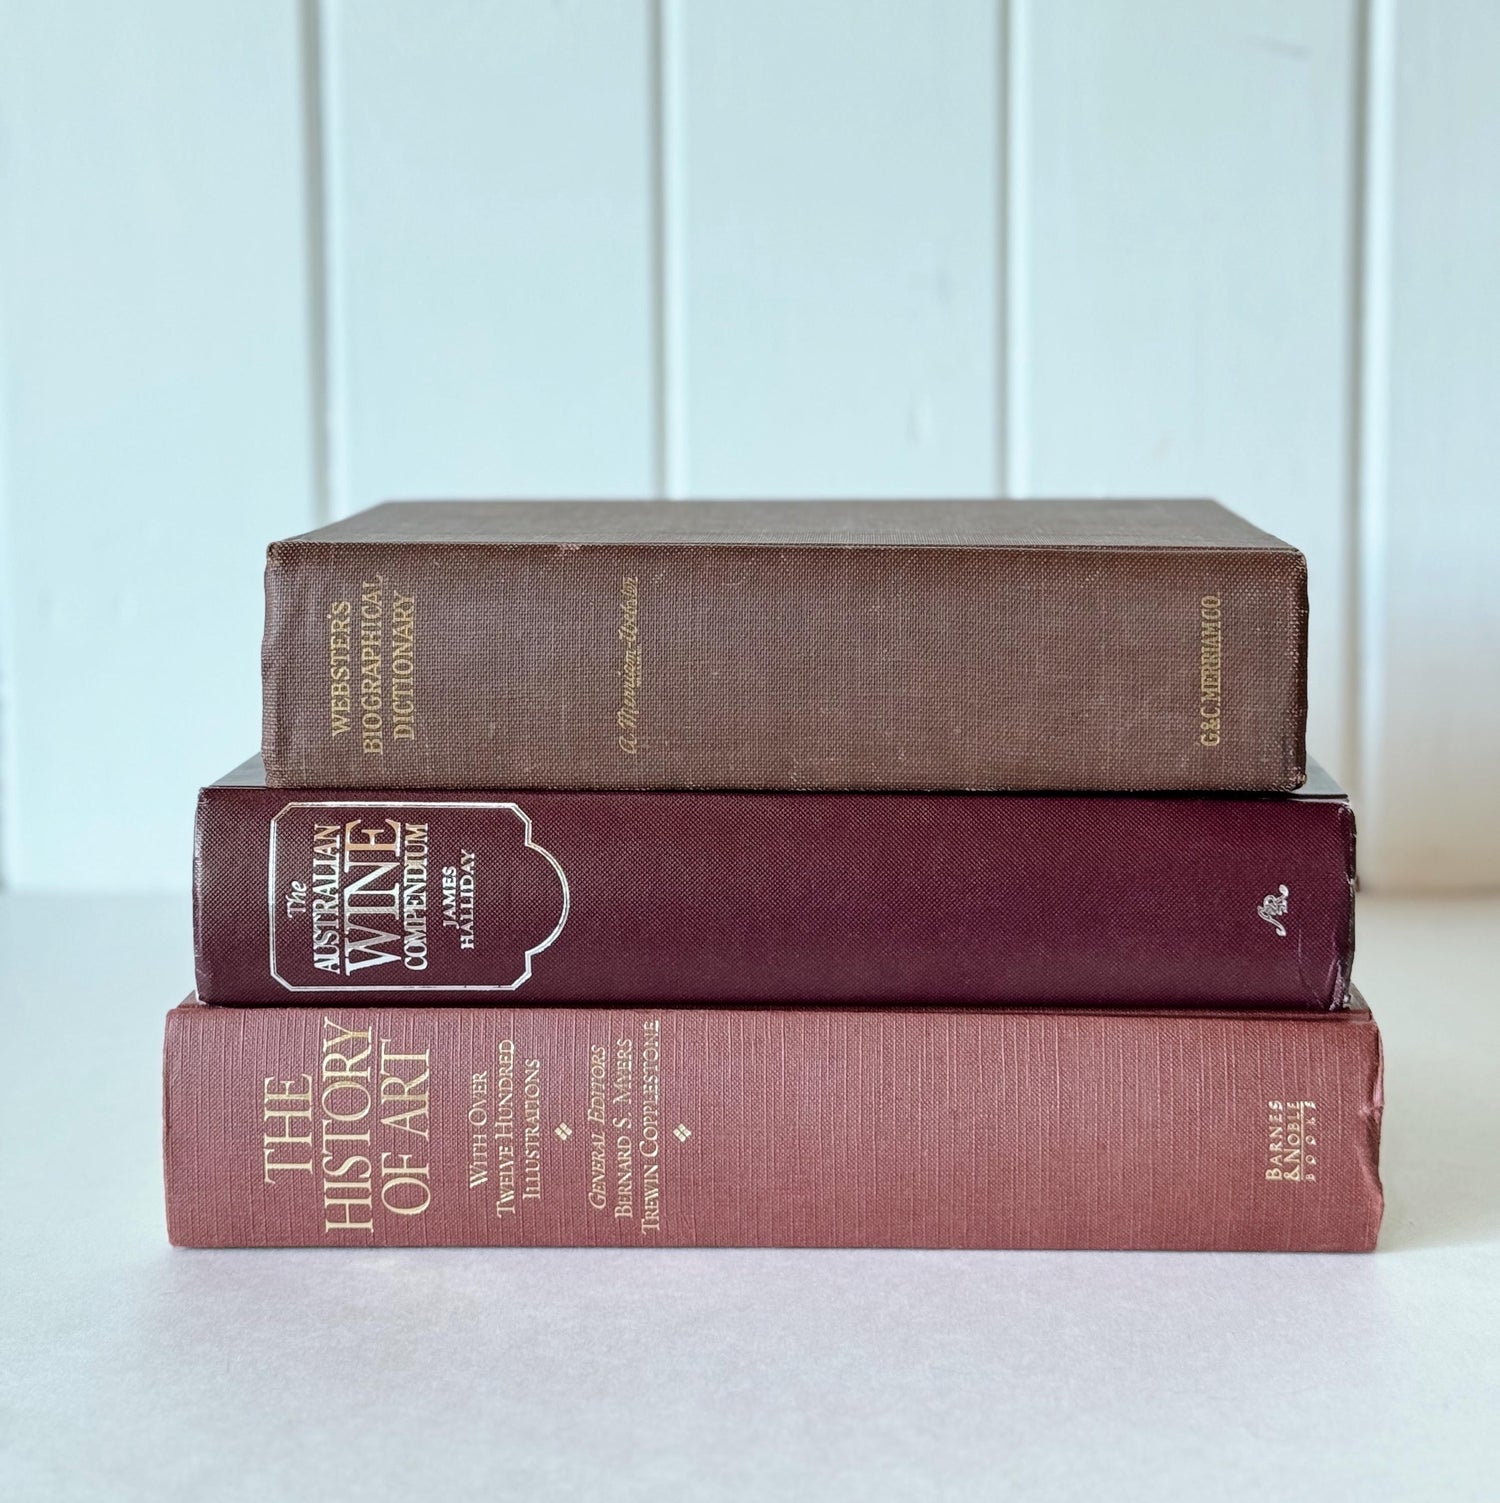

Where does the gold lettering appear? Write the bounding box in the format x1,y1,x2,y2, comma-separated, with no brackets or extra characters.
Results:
390,592,418,743
379,1040,431,1139
615,576,642,756
326,600,352,738
380,1153,431,1215
262,1074,315,1182
1197,595,1224,747
1265,1099,1319,1184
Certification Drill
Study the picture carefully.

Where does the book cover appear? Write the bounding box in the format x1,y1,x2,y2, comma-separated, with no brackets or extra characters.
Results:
162,996,1383,1252
195,758,1354,1010
260,498,1307,793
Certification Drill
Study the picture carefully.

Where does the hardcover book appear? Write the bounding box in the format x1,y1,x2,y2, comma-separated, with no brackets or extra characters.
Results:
194,757,1355,1010
162,996,1384,1252
260,499,1308,793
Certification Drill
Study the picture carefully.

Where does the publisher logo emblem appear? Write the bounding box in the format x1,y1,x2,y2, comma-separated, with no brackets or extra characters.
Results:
1265,1100,1317,1183
1258,884,1290,937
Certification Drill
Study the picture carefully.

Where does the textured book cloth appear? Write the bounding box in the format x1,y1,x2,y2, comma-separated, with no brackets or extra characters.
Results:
261,499,1307,792
195,757,1354,1010
163,996,1383,1252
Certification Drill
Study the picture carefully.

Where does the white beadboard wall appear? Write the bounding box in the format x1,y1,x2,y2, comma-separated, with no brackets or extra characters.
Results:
0,0,1494,891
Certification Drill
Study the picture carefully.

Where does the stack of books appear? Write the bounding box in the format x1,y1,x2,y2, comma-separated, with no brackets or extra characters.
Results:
163,499,1383,1252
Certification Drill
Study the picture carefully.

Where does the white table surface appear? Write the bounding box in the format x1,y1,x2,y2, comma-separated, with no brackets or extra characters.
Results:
2,892,1497,1502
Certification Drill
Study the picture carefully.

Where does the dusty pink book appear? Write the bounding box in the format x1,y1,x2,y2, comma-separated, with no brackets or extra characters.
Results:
163,995,1384,1252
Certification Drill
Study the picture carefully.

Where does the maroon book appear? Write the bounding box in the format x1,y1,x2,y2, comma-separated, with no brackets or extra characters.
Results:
162,996,1384,1251
194,758,1354,1010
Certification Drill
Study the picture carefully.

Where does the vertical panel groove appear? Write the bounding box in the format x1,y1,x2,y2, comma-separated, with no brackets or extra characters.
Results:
994,0,1010,497
647,0,666,498
1356,0,1394,852
1343,0,1368,815
317,0,350,518
1343,0,1371,819
0,257,14,887
654,0,686,499
300,0,333,525
1003,0,1030,496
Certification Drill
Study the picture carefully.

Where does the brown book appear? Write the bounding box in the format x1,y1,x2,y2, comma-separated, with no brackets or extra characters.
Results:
261,499,1307,791
163,995,1383,1251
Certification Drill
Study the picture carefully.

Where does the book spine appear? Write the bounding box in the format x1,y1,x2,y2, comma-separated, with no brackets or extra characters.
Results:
193,784,1354,1009
261,539,1307,791
163,1002,1384,1251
